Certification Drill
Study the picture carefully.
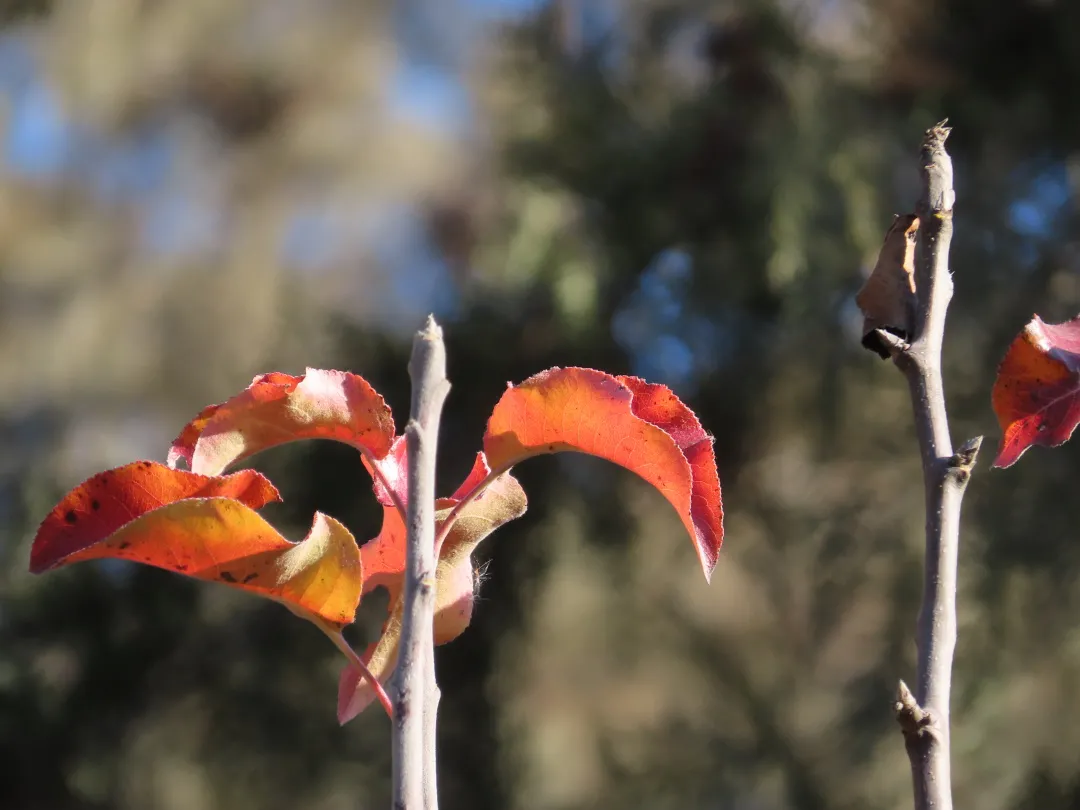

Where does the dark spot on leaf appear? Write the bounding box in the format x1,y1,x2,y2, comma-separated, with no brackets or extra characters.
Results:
242,573,258,583
219,571,237,583
64,511,77,524
91,499,101,511
175,564,188,572
117,542,131,549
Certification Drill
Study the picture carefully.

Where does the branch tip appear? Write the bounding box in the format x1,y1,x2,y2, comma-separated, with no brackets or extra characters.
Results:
420,314,443,341
950,436,983,469
919,120,956,215
926,119,952,144
894,680,934,739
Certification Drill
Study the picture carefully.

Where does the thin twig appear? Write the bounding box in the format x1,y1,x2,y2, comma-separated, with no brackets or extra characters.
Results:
393,316,449,810
888,121,981,810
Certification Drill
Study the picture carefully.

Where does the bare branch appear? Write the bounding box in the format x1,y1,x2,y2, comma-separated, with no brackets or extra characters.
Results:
393,315,449,810
888,121,979,810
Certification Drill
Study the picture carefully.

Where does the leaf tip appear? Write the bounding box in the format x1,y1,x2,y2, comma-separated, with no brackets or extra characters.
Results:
336,664,368,725
990,443,1022,470
700,560,716,584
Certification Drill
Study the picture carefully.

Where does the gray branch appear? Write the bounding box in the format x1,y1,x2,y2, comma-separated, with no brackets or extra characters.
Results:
888,122,981,810
393,316,449,810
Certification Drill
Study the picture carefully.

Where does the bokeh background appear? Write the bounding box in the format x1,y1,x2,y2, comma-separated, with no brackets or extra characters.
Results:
3,0,1080,808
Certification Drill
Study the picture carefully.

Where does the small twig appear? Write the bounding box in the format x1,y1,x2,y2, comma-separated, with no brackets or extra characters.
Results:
894,680,938,742
870,328,911,358
887,121,978,810
393,316,449,810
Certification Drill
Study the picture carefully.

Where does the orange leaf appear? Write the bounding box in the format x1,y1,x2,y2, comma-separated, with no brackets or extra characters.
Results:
30,461,280,573
30,462,361,627
992,315,1080,468
484,367,723,579
168,369,396,475
337,468,527,723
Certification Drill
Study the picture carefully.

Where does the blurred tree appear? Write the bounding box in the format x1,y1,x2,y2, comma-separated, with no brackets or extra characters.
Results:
5,1,1080,809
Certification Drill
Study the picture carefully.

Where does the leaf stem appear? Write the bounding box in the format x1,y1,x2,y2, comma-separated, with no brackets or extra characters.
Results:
432,465,511,559
323,626,394,718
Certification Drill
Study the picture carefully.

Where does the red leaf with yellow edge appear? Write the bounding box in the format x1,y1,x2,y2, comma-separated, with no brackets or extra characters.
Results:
993,315,1080,468
168,369,396,476
30,461,280,573
484,367,723,580
33,490,362,628
337,468,527,723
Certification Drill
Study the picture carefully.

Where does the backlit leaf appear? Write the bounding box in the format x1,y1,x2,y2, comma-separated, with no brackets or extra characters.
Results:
168,369,396,475
993,315,1080,468
484,367,723,579
30,461,280,572
30,463,361,628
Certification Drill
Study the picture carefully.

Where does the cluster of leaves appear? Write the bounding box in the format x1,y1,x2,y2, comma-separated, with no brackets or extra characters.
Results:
29,367,723,724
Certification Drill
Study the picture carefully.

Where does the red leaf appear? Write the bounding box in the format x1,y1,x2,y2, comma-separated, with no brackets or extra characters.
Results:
483,367,723,579
168,369,396,475
449,452,492,501
30,461,280,573
364,434,408,509
617,376,724,576
29,463,361,628
993,315,1080,468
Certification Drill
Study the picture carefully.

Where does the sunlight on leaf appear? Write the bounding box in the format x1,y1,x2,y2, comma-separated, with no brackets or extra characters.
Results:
30,461,280,572
31,467,362,626
993,315,1080,468
168,368,396,475
484,367,723,579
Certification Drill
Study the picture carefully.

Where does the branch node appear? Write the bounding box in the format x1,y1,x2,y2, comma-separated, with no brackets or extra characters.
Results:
949,436,983,470
894,680,941,742
868,328,911,359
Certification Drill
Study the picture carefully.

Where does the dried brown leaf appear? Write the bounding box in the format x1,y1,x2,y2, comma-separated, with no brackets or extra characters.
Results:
856,214,919,358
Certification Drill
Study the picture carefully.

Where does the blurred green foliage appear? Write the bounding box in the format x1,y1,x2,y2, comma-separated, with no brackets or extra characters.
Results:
4,1,1080,808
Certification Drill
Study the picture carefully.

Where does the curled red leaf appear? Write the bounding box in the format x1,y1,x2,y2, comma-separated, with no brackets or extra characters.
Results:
29,462,361,628
484,367,723,580
168,369,396,475
30,461,280,572
993,315,1080,468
